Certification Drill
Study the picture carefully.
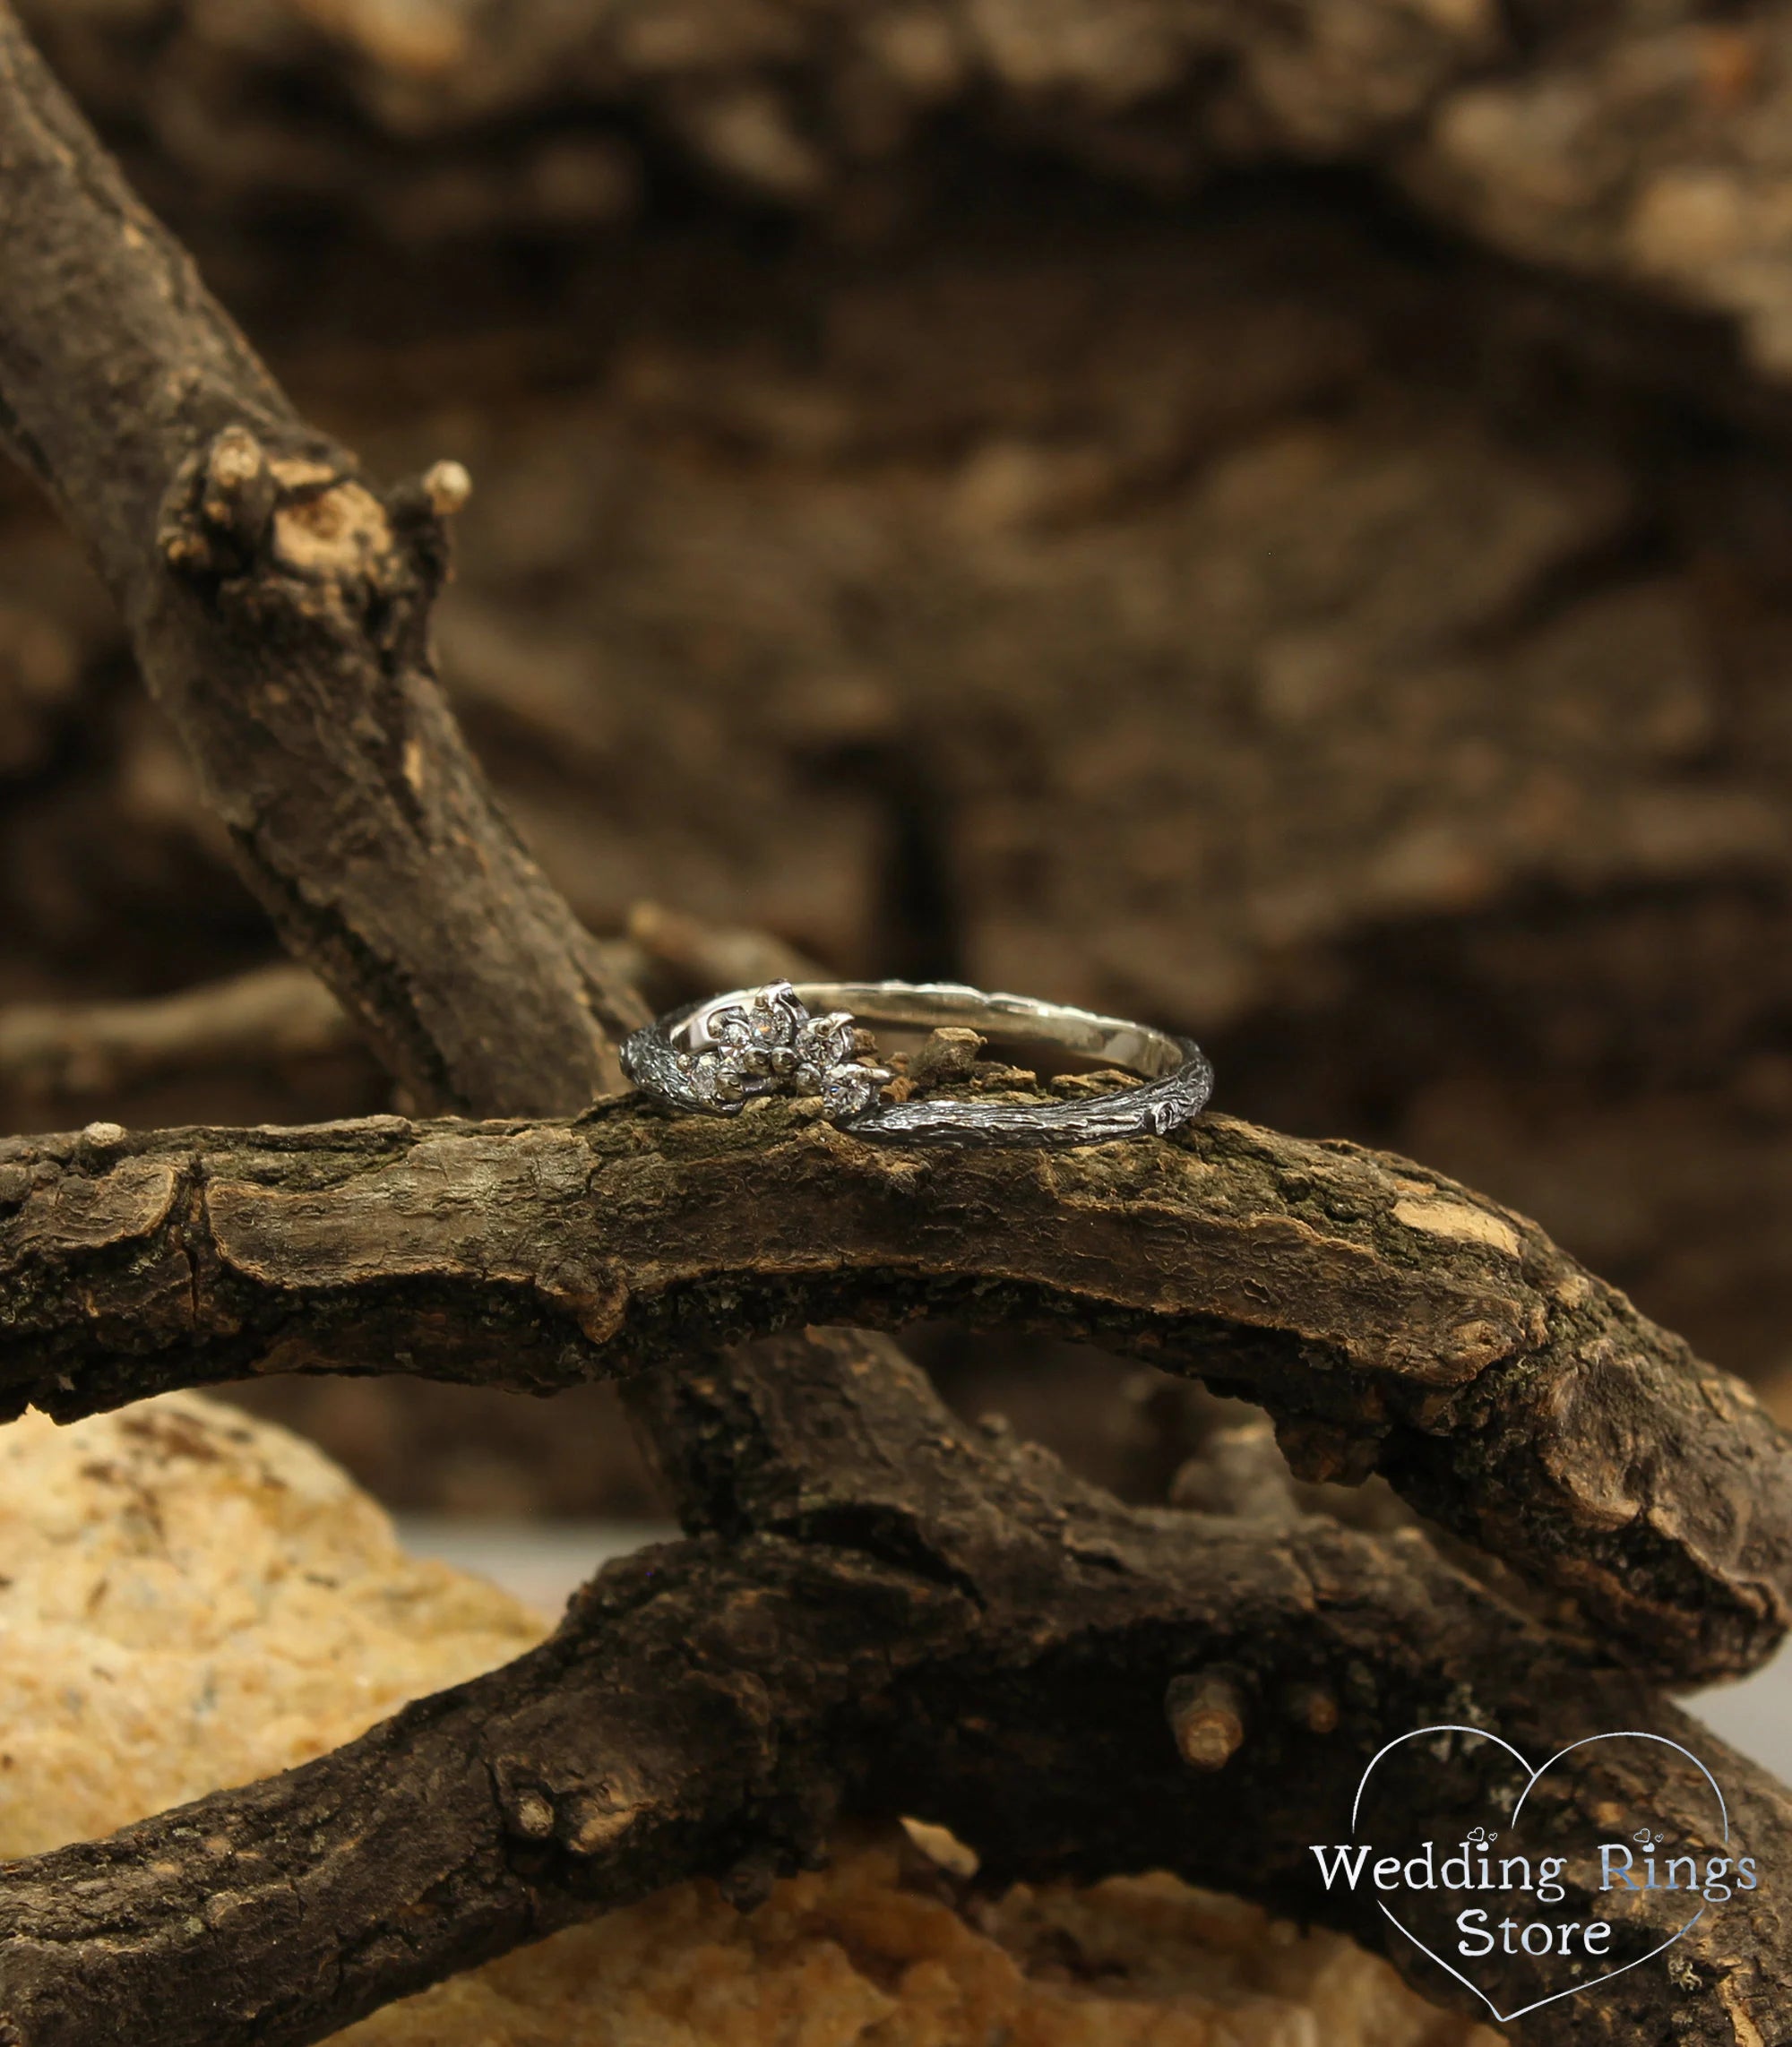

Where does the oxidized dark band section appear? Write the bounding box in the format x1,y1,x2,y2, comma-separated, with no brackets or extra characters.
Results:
622,979,1214,1149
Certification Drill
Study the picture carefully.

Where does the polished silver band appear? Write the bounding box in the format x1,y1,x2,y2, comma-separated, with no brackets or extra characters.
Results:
621,979,1213,1149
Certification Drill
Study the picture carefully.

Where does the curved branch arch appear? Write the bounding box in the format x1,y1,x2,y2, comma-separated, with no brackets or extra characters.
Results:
3,1097,1787,1686
2,4,1791,2041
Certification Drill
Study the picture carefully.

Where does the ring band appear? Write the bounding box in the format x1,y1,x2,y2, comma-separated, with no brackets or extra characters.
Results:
621,979,1214,1149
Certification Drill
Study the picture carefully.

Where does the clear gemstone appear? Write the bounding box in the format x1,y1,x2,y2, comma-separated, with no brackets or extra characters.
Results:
667,985,895,1119
798,1012,855,1068
822,1063,887,1118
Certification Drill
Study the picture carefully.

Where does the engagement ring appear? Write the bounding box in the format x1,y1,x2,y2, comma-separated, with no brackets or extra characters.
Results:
621,980,1213,1149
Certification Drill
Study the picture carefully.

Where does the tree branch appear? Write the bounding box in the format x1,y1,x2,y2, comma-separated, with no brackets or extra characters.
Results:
1,1329,1787,2047
3,1097,1788,1688
0,911,808,1110
4,11,1792,2044
0,5,645,1114
0,966,354,1102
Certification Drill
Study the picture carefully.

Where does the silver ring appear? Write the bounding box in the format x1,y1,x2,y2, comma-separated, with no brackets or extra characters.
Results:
621,979,1214,1149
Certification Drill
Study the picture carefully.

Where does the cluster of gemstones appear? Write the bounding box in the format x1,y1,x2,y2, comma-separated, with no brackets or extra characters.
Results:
679,982,891,1118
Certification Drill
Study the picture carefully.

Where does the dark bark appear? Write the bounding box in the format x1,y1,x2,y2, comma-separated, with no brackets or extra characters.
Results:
3,4,1792,2043
2,1097,1788,1690
2,1329,1788,2047
0,8,644,1115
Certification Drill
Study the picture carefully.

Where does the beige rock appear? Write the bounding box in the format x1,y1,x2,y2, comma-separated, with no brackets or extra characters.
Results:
0,1391,547,1860
0,1393,1496,2045
334,1836,1502,2047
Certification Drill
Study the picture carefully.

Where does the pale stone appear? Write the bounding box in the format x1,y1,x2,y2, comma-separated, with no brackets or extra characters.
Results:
0,1393,1497,2047
336,1836,1503,2047
0,1392,547,1861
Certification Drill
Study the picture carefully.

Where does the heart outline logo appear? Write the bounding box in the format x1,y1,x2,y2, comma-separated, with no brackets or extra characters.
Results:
1348,1724,1728,2024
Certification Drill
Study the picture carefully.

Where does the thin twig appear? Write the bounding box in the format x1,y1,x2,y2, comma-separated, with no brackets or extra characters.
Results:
0,908,809,1107
0,965,353,1100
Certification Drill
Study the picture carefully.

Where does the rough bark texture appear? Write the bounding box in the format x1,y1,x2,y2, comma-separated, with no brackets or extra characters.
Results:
0,7,644,1116
8,185,1792,1415
4,5,1792,2043
1,1095,1788,1690
4,1328,1791,2047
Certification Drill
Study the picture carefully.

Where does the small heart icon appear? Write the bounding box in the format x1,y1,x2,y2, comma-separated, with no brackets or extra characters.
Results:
1343,1725,1732,2024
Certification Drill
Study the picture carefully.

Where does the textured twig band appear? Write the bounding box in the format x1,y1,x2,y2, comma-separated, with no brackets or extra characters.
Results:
622,978,1214,1148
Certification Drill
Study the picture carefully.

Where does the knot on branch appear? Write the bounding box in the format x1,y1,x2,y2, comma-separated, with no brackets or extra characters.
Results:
495,1759,658,1859
718,1851,784,1914
156,427,471,669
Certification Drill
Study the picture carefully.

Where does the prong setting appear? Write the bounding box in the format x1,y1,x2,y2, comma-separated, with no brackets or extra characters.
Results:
633,981,892,1120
